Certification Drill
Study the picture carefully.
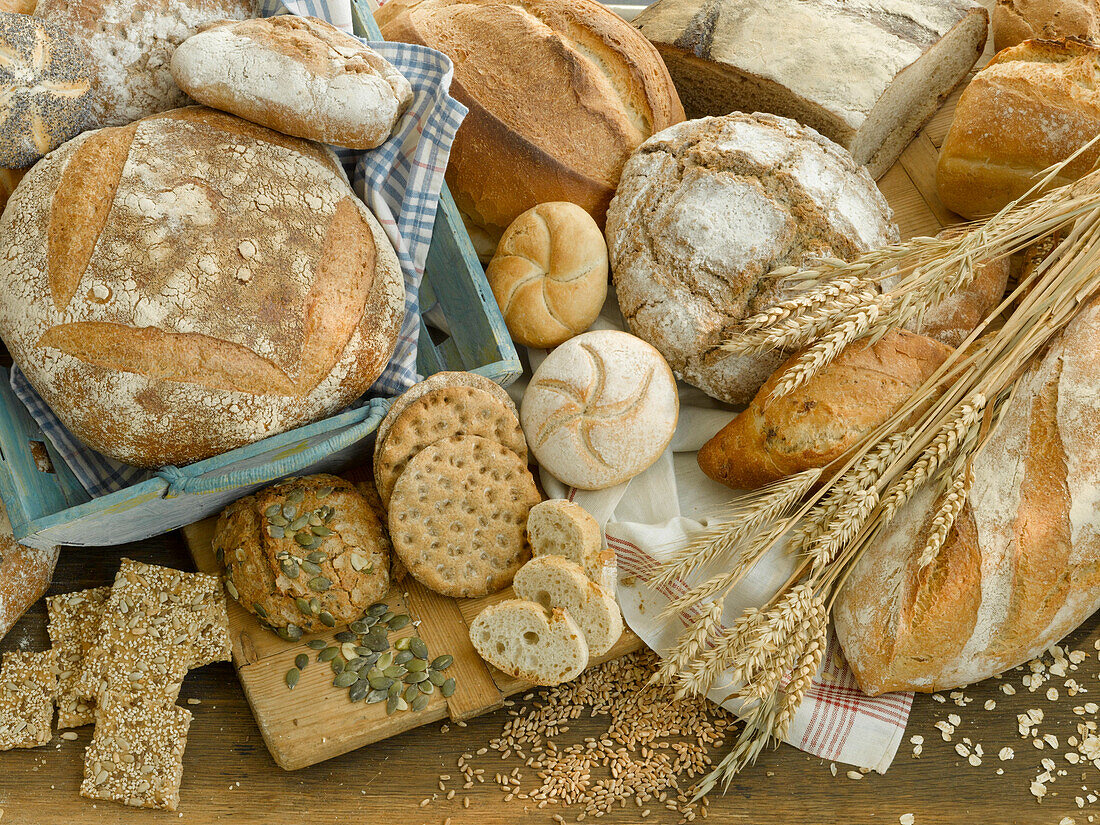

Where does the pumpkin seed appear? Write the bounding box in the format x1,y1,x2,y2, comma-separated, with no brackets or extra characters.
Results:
330,659,345,676
348,681,368,703
306,551,328,564
290,514,310,532
387,680,403,698
278,625,303,642
355,646,375,658
317,486,334,498
341,642,359,661
319,647,340,663
418,679,434,695
297,531,318,547
366,688,388,704
441,678,456,698
335,630,356,643
394,637,411,651
380,611,396,625
363,630,389,652
394,651,414,666
285,668,300,690
431,655,454,671
253,602,269,619
310,598,322,615
376,651,394,670
265,504,281,518
309,513,323,527
267,525,286,539
307,639,328,651
350,619,372,634
282,504,297,520
300,559,322,576
369,674,394,691
311,526,332,538
319,611,336,628
281,559,300,579
308,576,332,592
403,683,419,703
385,696,399,715
345,657,368,672
406,658,428,672
349,552,371,572
405,670,429,684
409,637,429,660
428,670,446,687
367,603,389,617
387,614,412,631
287,489,305,504
411,693,430,712
295,597,311,615
333,671,358,688
395,696,409,712
224,580,239,600
294,654,308,670
383,665,407,679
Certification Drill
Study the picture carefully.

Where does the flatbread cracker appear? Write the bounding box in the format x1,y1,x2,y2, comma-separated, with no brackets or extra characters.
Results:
47,586,111,728
0,649,58,750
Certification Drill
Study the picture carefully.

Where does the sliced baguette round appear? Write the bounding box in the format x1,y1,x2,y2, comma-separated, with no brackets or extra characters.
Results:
469,600,588,686
527,500,615,589
513,556,622,657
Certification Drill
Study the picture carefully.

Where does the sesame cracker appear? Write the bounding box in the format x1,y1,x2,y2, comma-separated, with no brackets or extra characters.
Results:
46,587,111,728
0,650,59,750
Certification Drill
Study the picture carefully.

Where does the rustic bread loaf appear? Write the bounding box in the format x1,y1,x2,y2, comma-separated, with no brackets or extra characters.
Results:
0,168,26,216
513,555,622,656
937,39,1100,219
486,202,608,349
469,600,588,685
607,113,899,406
993,0,1100,50
35,0,253,127
0,107,405,468
171,15,413,150
521,330,679,491
376,0,685,257
0,12,94,168
834,292,1100,695
1,0,36,12
634,0,987,178
698,330,953,491
0,498,58,642
527,499,615,590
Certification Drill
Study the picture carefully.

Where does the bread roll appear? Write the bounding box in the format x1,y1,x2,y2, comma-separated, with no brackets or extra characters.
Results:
607,113,899,406
834,292,1100,694
171,15,413,150
0,107,405,468
0,498,59,642
487,202,608,349
936,39,1100,219
993,0,1100,50
35,0,253,127
0,12,94,168
697,330,952,491
376,0,685,256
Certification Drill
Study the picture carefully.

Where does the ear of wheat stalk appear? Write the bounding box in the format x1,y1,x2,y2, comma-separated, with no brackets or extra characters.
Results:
665,155,1100,798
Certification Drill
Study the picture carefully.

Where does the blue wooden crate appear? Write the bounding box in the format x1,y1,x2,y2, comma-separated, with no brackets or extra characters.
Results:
0,8,518,550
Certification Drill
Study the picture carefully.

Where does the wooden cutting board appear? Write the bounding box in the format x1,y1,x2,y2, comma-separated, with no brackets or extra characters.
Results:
183,465,642,771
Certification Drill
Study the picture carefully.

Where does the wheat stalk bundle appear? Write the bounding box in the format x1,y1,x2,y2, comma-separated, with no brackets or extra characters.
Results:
657,157,1100,799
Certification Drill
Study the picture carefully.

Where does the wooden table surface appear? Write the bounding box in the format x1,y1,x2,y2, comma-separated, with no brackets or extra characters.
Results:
2,533,1100,825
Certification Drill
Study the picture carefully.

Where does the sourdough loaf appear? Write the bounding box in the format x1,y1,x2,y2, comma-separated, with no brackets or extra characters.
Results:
937,39,1100,219
993,0,1100,50
698,330,952,491
0,107,405,468
607,113,899,406
633,0,987,178
35,0,253,127
834,293,1100,694
376,0,685,257
0,498,59,642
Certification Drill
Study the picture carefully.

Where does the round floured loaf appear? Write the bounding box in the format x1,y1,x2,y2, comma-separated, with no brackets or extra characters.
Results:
0,106,405,468
607,112,899,406
834,292,1100,695
520,330,678,491
34,0,253,127
171,15,413,150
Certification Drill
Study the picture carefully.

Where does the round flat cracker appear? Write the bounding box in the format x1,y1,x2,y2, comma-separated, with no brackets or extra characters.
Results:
375,385,528,506
388,435,541,598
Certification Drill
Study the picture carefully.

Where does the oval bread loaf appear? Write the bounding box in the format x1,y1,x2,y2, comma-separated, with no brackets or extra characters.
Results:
0,107,405,468
513,555,622,656
470,600,588,686
834,292,1100,695
171,15,413,150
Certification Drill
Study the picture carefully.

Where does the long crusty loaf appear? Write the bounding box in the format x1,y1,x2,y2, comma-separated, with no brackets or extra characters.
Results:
697,330,952,490
834,291,1100,695
937,38,1100,219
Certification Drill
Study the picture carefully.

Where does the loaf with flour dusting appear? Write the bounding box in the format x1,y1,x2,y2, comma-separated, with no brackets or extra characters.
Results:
0,498,58,642
172,15,413,150
835,292,1100,694
0,107,405,468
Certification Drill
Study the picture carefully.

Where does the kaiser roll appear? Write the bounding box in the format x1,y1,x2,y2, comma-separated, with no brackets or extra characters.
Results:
0,107,405,468
376,0,685,258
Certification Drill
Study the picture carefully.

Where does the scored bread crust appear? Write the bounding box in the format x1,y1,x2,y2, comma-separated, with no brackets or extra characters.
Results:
607,113,898,406
936,38,1100,220
469,600,588,685
993,0,1100,50
513,555,622,656
834,292,1100,695
376,0,685,250
0,106,405,468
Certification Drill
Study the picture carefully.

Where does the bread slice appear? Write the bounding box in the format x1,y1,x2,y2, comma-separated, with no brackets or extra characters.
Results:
469,600,588,686
527,500,615,590
512,556,623,656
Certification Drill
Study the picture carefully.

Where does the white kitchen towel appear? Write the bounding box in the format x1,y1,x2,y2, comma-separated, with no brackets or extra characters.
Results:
520,306,913,774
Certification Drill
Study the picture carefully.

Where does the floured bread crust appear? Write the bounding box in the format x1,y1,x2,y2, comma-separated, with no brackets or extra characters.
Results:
0,498,59,642
172,15,413,150
0,107,405,468
607,112,898,406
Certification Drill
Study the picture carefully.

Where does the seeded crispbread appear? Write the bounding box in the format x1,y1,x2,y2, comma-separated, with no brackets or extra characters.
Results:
388,435,541,598
513,556,623,656
47,586,111,728
469,601,588,686
0,649,58,749
375,385,528,506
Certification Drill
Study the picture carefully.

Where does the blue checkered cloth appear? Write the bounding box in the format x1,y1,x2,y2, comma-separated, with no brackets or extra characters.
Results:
9,0,466,498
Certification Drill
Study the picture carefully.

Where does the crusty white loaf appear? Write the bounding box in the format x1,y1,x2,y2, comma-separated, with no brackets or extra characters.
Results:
834,292,1100,694
172,15,413,150
937,39,1100,219
993,0,1100,50
470,600,589,686
0,498,58,642
634,0,988,178
520,330,679,491
527,499,616,591
513,555,622,656
35,0,253,127
607,113,899,406
0,107,405,468
376,0,685,257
